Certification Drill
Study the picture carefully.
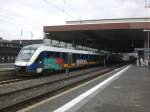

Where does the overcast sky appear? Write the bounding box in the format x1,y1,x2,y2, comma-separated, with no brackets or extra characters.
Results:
0,0,148,40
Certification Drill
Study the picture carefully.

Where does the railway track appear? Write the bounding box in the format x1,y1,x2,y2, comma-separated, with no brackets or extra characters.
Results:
0,79,24,85
0,71,29,85
0,66,103,85
0,64,125,111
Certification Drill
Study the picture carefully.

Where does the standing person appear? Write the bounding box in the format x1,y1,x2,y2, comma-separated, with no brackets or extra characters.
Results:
140,57,143,67
136,58,139,67
145,58,149,68
148,59,150,69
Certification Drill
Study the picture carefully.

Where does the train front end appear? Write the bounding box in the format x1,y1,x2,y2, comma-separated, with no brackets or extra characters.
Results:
15,45,39,74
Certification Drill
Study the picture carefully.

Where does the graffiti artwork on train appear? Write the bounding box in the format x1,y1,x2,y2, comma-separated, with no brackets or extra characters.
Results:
43,58,64,70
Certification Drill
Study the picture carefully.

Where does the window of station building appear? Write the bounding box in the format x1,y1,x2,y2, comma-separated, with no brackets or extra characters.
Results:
14,44,16,47
7,43,10,47
3,56,5,63
2,56,4,60
1,56,4,63
5,43,8,47
1,43,3,46
9,43,13,47
3,43,6,46
10,56,12,62
11,56,14,60
7,56,10,62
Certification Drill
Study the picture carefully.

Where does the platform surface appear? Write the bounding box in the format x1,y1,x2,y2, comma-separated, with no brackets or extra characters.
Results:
0,63,14,70
77,65,150,112
19,65,150,112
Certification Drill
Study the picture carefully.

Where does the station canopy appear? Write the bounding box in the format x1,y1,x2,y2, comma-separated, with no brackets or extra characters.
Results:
44,18,150,53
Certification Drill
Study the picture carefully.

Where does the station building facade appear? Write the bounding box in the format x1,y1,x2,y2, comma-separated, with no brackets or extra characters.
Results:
0,38,43,63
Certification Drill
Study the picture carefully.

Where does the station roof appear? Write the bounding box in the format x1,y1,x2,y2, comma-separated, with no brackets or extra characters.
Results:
44,18,150,52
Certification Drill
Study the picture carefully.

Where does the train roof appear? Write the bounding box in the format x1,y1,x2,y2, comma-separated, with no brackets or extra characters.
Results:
23,44,104,55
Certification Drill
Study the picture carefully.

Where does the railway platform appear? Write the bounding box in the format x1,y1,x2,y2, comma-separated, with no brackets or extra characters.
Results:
0,63,14,70
18,65,150,112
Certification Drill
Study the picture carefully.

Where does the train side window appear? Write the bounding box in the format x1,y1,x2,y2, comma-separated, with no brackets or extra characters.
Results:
85,54,88,60
96,55,98,61
62,53,67,64
52,52,55,57
36,53,42,62
80,54,82,59
72,53,74,63
97,55,99,60
92,55,94,61
60,52,63,58
84,54,86,60
48,51,51,57
89,55,91,61
80,54,83,60
93,55,96,61
93,55,95,61
72,53,76,63
87,55,90,61
42,51,48,58
75,54,78,62
76,54,80,59
75,54,77,63
56,52,60,58
51,51,54,57
83,54,85,60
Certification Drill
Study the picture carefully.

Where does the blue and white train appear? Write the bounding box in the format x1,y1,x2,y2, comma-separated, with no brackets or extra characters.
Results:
15,44,105,74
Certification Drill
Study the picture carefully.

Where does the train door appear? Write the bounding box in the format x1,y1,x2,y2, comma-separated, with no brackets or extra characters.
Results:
68,52,72,67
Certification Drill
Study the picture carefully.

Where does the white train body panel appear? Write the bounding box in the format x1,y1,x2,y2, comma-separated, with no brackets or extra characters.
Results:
15,44,103,74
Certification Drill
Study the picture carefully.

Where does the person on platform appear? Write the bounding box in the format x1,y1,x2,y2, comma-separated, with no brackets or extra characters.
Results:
145,58,149,68
148,59,150,68
136,58,139,67
140,57,144,67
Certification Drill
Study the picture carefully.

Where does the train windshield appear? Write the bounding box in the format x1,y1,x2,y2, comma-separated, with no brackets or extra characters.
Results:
16,46,38,62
